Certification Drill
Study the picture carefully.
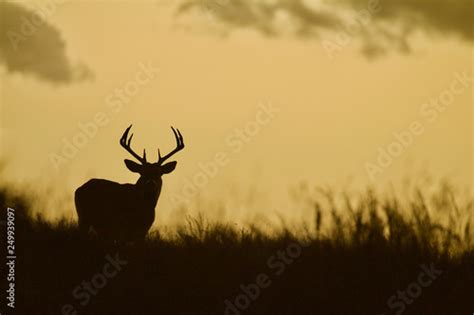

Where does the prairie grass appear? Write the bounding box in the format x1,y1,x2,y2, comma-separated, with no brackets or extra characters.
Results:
0,182,472,314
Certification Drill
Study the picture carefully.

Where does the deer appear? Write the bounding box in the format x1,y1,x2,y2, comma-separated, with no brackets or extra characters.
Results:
74,125,184,242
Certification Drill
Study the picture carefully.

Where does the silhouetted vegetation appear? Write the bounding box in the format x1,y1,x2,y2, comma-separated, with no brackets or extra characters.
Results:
1,182,473,315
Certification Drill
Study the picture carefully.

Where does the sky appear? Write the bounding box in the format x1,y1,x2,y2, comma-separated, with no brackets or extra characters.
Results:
0,0,472,226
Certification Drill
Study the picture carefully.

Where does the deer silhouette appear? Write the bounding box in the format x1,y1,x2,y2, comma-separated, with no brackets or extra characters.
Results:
75,125,184,241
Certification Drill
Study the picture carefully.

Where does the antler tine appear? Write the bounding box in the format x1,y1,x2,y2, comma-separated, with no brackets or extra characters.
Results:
120,125,146,164
120,125,131,145
174,127,184,145
157,126,185,165
171,126,184,148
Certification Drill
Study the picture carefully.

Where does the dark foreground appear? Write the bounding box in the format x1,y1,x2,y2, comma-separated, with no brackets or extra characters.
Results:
1,185,473,315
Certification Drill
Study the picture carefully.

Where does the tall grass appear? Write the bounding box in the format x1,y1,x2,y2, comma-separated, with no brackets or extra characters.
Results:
0,182,472,314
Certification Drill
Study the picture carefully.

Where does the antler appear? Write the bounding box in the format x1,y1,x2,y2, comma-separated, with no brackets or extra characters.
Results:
120,125,147,164
157,127,185,165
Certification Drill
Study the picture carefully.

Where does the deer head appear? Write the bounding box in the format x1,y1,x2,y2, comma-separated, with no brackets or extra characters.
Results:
120,125,185,195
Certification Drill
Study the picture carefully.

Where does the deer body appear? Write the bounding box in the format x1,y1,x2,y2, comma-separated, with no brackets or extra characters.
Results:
75,179,159,241
75,125,184,241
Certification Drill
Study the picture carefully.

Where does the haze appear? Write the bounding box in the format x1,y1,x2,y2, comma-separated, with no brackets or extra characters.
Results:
0,0,472,226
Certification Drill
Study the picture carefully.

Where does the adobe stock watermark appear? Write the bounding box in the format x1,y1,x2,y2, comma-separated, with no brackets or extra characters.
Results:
61,253,128,315
322,0,381,59
7,0,68,51
49,61,159,171
224,241,308,314
167,101,279,206
5,208,16,310
365,70,472,181
384,263,443,315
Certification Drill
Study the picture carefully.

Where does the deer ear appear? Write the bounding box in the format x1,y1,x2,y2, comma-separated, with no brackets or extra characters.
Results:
124,159,142,173
161,161,177,174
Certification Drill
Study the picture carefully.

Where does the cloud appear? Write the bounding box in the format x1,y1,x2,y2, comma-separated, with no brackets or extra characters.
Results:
176,0,342,37
176,0,473,56
0,1,93,84
364,0,472,41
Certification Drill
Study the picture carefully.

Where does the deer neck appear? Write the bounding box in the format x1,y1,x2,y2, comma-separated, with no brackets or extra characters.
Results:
136,178,162,208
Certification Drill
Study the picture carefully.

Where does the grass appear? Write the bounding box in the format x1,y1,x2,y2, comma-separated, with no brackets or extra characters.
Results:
0,182,473,315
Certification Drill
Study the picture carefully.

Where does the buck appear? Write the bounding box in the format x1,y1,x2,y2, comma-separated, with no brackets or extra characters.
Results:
75,125,184,241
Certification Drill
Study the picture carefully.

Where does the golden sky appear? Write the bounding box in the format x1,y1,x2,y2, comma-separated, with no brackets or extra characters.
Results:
0,0,472,225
